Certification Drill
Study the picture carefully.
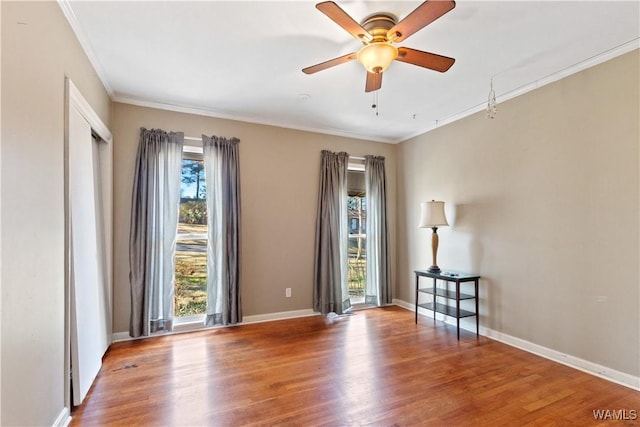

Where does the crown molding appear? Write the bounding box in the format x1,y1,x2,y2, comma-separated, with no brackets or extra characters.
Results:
112,95,398,144
402,39,640,143
57,0,114,97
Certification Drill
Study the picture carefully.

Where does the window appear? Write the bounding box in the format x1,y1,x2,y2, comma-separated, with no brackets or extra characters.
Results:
175,147,207,318
347,167,366,304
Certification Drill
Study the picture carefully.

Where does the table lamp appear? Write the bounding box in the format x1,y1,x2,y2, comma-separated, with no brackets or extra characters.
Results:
419,200,449,273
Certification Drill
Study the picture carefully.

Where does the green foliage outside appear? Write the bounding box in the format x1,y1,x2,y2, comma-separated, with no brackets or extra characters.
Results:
180,200,207,225
175,223,208,317
348,258,366,297
175,248,207,317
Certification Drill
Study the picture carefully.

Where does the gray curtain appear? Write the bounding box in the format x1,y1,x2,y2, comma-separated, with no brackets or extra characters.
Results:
365,155,392,306
202,135,242,326
313,150,350,315
129,128,183,337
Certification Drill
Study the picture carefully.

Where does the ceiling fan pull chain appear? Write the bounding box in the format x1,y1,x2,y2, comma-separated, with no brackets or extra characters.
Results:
371,91,379,116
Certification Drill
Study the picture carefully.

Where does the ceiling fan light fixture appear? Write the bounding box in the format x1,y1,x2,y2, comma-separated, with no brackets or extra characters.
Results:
357,42,398,74
304,1,456,92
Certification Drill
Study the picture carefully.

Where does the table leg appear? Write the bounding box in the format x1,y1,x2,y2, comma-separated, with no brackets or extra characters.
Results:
432,278,436,325
475,279,479,338
456,281,460,340
415,274,419,324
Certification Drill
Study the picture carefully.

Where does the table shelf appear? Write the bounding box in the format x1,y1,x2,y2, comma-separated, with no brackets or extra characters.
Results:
418,302,476,319
414,269,481,340
419,288,475,300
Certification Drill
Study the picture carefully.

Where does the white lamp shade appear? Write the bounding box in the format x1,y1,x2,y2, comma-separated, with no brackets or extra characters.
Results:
357,42,398,74
418,201,449,228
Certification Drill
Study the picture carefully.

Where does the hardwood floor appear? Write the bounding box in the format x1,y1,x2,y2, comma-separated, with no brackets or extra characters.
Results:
71,306,639,426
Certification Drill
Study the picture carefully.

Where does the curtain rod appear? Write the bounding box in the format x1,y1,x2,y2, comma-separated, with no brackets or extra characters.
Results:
184,136,366,157
184,136,367,160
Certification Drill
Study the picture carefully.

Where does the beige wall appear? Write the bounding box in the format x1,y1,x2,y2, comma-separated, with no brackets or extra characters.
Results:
111,103,397,333
2,3,636,423
397,50,639,376
1,1,111,425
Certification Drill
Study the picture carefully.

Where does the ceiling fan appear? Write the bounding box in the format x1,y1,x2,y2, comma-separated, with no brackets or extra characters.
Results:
302,1,456,93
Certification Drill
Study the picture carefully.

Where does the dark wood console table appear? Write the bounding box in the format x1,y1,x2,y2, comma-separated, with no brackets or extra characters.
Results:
414,270,480,339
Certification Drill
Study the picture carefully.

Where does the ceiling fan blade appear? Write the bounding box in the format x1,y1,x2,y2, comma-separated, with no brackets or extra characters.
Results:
396,47,455,72
365,71,382,93
302,52,357,74
316,1,373,43
387,0,456,43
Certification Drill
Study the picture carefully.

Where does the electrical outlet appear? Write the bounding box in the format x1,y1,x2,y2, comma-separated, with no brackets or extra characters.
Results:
285,288,292,298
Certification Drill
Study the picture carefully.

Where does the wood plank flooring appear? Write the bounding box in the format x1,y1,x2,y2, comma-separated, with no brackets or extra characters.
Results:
71,306,639,426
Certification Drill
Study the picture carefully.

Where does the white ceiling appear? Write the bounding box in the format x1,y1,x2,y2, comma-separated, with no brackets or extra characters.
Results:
63,1,639,143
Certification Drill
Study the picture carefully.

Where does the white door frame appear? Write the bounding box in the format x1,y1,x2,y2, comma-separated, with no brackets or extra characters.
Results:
64,78,113,411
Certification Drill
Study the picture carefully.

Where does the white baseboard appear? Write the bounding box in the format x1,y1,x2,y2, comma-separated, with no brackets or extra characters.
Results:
52,407,71,427
111,331,132,342
484,328,640,391
111,308,319,342
394,298,640,391
111,318,219,343
243,308,318,324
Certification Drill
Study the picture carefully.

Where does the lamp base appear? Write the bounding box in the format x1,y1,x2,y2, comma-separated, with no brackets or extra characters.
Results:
427,265,441,273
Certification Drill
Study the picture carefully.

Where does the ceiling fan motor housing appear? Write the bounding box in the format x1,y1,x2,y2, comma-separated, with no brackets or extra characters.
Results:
361,13,398,42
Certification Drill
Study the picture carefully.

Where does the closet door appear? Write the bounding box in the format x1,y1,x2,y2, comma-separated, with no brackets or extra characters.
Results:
68,101,110,406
